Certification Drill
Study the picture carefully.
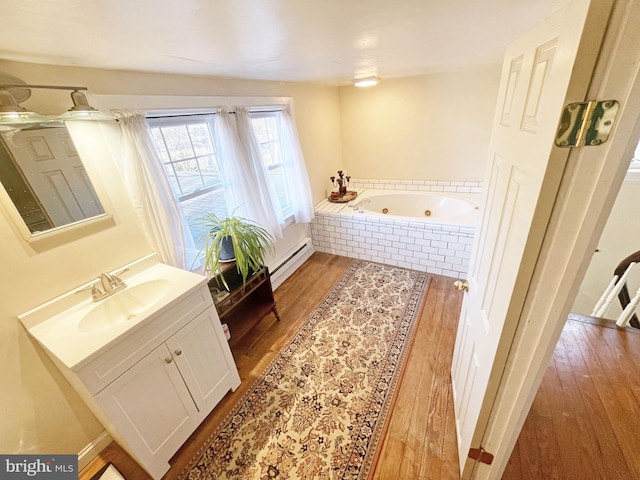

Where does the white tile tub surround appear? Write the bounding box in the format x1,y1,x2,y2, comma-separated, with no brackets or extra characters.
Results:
348,178,483,194
312,181,481,278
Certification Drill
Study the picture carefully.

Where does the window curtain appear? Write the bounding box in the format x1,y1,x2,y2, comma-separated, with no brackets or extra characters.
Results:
111,110,197,269
277,106,315,222
214,108,283,239
235,107,287,226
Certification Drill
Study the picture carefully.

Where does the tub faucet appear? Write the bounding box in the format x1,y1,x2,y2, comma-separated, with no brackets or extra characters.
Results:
351,199,371,212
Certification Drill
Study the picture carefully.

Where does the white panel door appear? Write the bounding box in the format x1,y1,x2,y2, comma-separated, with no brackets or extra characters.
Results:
450,0,611,475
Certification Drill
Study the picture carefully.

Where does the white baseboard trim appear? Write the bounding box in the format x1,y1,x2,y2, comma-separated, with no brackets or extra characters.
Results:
78,430,112,471
270,238,315,290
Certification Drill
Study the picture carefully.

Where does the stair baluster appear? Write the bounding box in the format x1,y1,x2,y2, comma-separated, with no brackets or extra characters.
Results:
594,262,636,318
616,286,640,327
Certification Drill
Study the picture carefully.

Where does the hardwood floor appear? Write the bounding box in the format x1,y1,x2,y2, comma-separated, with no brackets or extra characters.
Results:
504,313,640,480
78,254,640,480
78,252,463,479
371,268,461,480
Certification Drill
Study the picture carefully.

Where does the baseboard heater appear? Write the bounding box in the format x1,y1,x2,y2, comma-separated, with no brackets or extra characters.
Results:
270,238,315,290
272,242,308,275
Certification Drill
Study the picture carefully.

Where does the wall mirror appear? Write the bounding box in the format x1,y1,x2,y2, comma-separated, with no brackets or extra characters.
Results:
0,124,106,235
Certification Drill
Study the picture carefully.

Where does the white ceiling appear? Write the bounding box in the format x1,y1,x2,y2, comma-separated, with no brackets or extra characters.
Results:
1,0,569,85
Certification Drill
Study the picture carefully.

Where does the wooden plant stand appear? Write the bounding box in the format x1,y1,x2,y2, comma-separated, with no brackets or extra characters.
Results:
208,263,280,345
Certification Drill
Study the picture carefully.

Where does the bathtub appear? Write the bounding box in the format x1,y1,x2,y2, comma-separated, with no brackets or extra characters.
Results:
311,189,479,277
351,190,478,226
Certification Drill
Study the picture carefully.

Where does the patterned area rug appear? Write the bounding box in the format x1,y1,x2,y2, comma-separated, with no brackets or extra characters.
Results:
180,260,429,479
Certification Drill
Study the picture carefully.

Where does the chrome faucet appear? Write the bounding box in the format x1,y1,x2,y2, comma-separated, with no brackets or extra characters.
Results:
351,199,371,212
96,269,128,299
99,272,117,292
76,269,129,301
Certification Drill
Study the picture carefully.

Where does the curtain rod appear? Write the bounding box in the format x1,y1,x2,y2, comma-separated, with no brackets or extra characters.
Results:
146,112,225,119
0,83,88,91
146,107,285,119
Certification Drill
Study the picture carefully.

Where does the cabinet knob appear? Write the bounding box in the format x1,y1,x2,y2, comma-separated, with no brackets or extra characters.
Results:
174,349,182,356
164,357,173,364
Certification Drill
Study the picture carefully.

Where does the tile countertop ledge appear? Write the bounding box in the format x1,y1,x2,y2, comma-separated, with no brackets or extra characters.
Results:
18,256,209,370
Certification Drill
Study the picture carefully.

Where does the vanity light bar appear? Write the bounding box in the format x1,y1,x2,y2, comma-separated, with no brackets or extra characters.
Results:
0,83,111,125
0,83,88,91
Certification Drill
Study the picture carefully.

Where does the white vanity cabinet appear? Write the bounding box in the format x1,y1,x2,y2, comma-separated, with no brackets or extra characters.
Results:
20,262,241,480
95,307,236,478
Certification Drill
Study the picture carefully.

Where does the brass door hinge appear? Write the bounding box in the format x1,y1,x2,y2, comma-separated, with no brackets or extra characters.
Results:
555,100,619,148
468,446,494,465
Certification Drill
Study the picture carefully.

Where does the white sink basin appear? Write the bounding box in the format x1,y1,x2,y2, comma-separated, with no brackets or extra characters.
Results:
19,258,210,369
78,279,171,333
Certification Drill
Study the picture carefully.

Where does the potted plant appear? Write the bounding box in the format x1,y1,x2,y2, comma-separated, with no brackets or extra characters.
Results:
200,211,275,291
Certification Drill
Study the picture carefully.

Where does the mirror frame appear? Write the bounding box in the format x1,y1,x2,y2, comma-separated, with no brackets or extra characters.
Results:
0,178,115,250
0,122,116,250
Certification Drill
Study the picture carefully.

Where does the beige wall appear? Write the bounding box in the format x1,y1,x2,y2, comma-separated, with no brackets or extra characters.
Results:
572,172,640,318
0,59,342,456
338,65,501,183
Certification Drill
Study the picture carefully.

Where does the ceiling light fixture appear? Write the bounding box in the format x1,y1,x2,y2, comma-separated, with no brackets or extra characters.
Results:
352,76,380,88
0,82,112,127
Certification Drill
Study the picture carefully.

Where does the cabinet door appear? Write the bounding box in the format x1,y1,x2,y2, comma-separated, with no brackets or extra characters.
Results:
168,308,241,416
96,342,199,475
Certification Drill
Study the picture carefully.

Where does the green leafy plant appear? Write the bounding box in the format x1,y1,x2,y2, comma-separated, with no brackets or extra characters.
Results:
200,211,274,290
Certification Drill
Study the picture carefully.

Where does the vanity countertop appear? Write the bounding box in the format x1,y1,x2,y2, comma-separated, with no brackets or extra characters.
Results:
19,258,209,370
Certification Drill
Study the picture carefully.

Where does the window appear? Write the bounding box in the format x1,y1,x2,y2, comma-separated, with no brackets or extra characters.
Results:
250,112,295,219
146,106,311,255
147,115,229,246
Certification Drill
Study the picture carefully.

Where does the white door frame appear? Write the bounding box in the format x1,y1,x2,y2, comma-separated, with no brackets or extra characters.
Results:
471,1,640,477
